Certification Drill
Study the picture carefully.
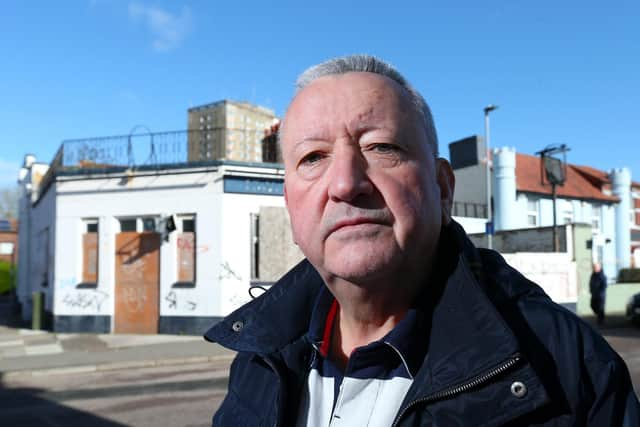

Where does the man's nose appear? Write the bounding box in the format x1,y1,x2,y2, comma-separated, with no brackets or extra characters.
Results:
327,147,373,202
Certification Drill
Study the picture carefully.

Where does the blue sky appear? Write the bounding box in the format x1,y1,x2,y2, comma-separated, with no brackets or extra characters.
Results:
1,0,638,188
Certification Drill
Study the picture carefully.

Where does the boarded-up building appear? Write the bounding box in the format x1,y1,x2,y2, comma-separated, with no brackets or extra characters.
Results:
17,148,298,334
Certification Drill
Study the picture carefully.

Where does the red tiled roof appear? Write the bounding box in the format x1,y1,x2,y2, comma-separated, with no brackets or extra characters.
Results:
571,165,610,186
515,153,619,202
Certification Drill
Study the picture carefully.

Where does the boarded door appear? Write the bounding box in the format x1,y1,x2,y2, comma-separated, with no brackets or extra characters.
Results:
114,232,160,334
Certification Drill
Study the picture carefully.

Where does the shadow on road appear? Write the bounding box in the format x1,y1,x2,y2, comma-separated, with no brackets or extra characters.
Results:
581,314,640,338
0,372,128,427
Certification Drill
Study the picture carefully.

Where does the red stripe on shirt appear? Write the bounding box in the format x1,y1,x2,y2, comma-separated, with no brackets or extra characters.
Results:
319,298,338,357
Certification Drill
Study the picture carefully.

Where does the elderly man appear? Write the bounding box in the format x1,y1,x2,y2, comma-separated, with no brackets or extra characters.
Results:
206,55,639,426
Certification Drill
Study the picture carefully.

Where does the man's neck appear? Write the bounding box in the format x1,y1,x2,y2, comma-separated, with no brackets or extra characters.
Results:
325,274,424,370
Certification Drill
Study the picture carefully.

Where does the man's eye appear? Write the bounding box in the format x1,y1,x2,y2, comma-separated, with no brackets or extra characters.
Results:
371,143,400,153
299,152,325,165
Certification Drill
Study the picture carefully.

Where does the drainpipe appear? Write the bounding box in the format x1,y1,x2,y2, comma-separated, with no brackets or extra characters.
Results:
611,167,631,274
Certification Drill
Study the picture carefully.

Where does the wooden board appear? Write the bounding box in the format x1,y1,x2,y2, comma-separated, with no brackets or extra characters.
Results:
82,233,98,283
114,232,160,334
177,232,195,283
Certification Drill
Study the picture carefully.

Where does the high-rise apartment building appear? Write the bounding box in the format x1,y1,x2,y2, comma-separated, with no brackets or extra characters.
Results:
187,100,278,162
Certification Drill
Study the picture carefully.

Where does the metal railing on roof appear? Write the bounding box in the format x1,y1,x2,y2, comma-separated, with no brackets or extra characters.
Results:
37,128,277,202
60,129,195,169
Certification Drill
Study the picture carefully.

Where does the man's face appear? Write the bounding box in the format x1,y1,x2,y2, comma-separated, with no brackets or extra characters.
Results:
281,72,453,285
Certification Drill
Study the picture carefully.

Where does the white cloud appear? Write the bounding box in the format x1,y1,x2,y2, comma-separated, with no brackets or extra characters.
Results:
129,3,193,52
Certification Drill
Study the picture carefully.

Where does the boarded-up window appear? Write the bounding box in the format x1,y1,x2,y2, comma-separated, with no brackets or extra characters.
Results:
83,221,98,284
176,218,195,284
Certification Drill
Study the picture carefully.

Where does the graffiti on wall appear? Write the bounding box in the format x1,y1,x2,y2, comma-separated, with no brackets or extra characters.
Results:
58,277,78,289
176,236,209,253
164,290,197,311
61,289,109,312
121,286,148,313
218,261,242,282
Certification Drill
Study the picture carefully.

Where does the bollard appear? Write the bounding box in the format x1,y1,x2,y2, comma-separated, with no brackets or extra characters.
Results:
32,291,43,330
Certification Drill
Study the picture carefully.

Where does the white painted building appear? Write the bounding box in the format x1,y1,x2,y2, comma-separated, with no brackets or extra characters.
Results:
448,136,637,281
17,154,287,335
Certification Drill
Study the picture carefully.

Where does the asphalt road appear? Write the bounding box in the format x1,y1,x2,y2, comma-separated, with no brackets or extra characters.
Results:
600,327,640,396
1,324,639,427
0,361,230,427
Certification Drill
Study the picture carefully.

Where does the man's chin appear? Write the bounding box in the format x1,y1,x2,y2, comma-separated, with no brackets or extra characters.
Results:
319,255,401,287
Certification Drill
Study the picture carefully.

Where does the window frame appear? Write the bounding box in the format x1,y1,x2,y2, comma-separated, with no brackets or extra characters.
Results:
526,198,539,227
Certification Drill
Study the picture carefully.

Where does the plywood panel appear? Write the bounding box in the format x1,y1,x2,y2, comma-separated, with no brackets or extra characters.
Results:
82,233,98,283
177,232,195,282
114,232,160,334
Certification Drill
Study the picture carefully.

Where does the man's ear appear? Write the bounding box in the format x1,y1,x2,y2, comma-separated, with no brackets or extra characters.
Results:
436,158,455,225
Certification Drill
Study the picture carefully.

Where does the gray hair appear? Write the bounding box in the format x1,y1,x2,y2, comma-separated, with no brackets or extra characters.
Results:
290,54,439,156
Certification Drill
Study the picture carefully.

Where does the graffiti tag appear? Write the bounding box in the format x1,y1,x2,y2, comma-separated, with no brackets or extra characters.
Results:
176,236,209,253
122,286,147,313
164,290,197,311
62,290,109,311
219,261,242,282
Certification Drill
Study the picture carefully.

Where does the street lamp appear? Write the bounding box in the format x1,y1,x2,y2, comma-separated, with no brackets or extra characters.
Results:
484,104,498,249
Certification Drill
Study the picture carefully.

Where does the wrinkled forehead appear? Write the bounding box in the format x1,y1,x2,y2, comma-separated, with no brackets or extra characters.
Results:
280,72,415,142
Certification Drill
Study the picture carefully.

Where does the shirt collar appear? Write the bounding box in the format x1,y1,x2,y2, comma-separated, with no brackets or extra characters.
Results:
306,285,428,378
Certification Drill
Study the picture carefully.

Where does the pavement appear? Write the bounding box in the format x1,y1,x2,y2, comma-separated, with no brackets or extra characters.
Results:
0,325,235,380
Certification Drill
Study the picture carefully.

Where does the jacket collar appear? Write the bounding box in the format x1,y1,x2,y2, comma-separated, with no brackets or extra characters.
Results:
205,220,546,394
204,258,323,354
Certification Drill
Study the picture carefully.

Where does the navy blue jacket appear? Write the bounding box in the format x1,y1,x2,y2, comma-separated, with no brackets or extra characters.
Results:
590,271,607,300
205,222,639,426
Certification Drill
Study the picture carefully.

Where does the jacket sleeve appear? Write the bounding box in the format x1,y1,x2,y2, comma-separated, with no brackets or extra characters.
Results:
585,354,640,426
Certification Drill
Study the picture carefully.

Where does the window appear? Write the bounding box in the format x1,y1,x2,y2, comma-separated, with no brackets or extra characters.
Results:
250,213,259,280
119,217,157,232
0,242,14,255
561,200,574,224
591,205,602,232
176,215,196,285
120,219,137,232
527,199,539,226
142,217,156,232
82,219,99,285
182,218,195,232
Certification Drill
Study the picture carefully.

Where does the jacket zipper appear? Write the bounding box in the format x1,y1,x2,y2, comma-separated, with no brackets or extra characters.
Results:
391,353,522,427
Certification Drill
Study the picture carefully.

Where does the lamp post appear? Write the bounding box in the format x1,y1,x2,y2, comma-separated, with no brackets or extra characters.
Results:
484,104,498,250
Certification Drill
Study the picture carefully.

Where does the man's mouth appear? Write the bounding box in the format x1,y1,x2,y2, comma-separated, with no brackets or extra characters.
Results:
328,218,386,235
